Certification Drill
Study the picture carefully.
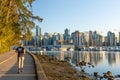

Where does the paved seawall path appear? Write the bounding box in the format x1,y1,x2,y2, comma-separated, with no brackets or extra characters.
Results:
0,51,37,80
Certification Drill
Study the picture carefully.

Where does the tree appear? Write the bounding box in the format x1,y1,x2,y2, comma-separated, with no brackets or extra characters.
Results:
0,0,42,53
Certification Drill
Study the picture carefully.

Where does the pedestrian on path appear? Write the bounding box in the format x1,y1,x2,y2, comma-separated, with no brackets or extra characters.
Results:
15,43,26,73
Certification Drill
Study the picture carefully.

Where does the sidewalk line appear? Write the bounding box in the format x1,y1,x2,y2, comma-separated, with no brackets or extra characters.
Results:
0,53,16,65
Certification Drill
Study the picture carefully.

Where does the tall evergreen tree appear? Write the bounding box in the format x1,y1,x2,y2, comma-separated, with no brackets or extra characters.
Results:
0,0,42,53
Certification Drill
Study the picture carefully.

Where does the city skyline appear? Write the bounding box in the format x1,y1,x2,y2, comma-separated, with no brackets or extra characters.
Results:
32,26,120,37
32,0,120,36
29,27,119,47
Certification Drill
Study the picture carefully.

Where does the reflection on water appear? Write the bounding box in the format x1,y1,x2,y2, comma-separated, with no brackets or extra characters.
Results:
72,51,120,66
47,51,120,76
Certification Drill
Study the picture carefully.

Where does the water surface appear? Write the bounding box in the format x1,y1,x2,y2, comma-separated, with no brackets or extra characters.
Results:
47,51,120,76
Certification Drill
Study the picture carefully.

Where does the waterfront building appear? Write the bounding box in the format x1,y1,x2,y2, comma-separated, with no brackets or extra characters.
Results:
28,37,35,46
89,31,93,46
83,31,95,47
40,34,43,46
43,32,52,46
74,30,80,46
57,33,64,45
36,25,41,36
115,37,117,46
107,31,111,46
97,35,102,46
81,33,87,47
72,30,103,49
101,36,104,46
112,33,115,46
92,31,95,46
32,36,36,46
83,31,98,47
104,36,108,46
119,32,120,46
71,32,75,45
107,31,115,46
111,32,115,46
63,28,71,44
73,30,86,50
92,31,98,46
78,32,83,47
36,26,41,47
52,32,59,45
92,31,102,47
84,32,89,47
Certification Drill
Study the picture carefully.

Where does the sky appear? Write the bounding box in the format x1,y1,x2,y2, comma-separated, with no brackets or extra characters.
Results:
32,0,120,36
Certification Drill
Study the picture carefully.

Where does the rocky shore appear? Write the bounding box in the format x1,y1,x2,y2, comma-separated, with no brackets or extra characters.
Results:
36,55,91,80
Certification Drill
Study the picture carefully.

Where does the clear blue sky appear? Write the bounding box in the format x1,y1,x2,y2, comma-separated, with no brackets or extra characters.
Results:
32,0,120,36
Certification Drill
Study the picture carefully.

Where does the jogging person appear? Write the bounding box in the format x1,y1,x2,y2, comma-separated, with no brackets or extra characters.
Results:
16,43,26,73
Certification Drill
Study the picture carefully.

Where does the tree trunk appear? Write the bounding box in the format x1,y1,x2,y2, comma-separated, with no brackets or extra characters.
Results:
6,0,14,23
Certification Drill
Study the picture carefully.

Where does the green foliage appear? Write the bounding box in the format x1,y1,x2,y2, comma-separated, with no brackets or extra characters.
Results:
0,0,42,53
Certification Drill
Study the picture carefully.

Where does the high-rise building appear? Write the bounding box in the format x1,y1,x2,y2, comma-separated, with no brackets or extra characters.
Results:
52,32,59,45
115,37,118,46
36,26,41,46
74,30,80,46
78,32,83,46
119,32,120,46
104,36,108,46
71,32,75,45
89,31,92,46
64,28,71,44
107,31,115,46
73,31,87,47
36,25,41,36
84,32,89,46
101,35,104,46
92,31,97,46
43,32,53,46
112,33,115,46
92,31,102,46
57,33,64,45
98,35,102,46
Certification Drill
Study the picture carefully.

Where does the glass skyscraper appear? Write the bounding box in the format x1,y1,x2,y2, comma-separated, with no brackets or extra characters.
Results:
36,25,41,46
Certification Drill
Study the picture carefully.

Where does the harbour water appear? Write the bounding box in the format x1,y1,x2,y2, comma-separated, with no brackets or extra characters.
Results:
47,51,120,77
